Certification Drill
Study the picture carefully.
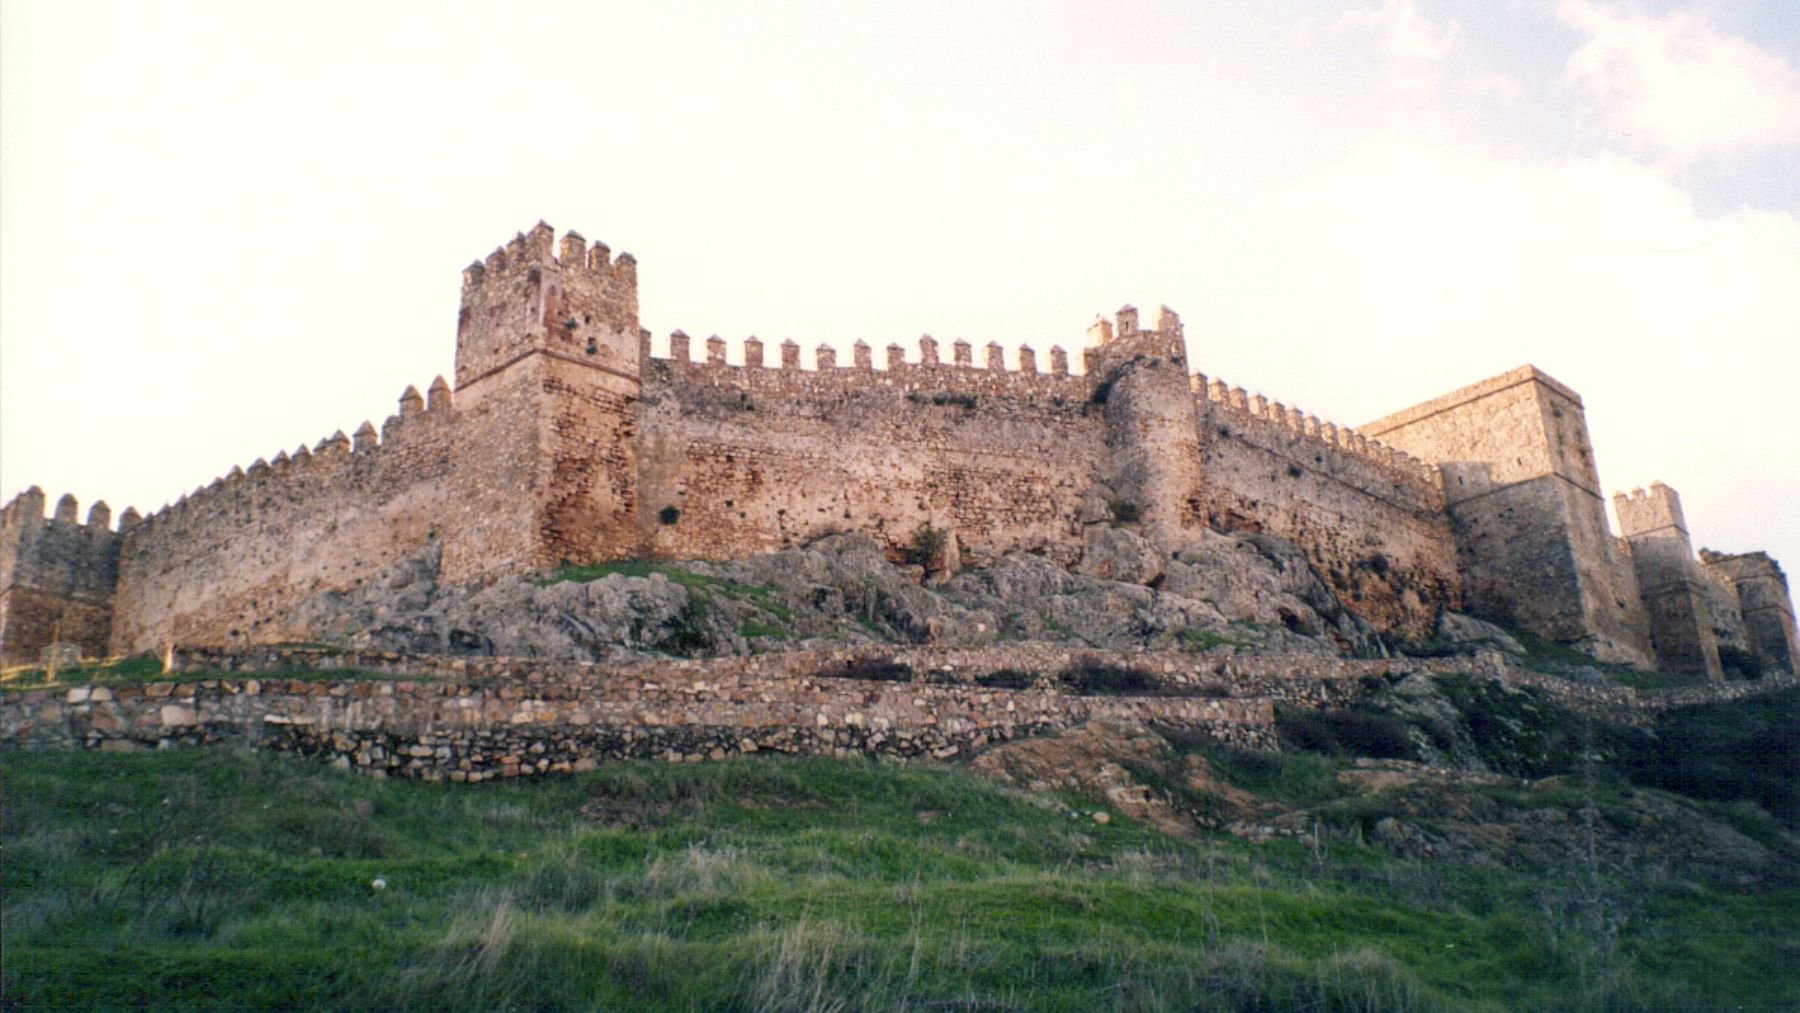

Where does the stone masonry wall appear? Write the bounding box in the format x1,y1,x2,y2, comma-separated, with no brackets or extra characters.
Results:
109,385,458,655
7,645,1791,780
635,339,1108,568
1701,550,1800,675
3,645,1305,777
449,223,642,579
1195,376,1456,638
0,489,121,665
13,226,1783,675
1364,367,1654,665
1615,484,1721,679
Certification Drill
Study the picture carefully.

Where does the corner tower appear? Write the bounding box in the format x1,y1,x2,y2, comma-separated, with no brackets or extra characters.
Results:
1088,305,1207,549
1615,484,1722,679
444,223,644,583
1363,366,1654,666
1699,549,1799,675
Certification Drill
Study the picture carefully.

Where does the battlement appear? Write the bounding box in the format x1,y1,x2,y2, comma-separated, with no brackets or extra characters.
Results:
1195,374,1442,499
459,221,637,296
657,330,1081,379
1613,482,1687,538
135,378,454,533
1,487,126,536
0,488,124,665
2,222,1786,679
455,222,641,391
1089,304,1187,373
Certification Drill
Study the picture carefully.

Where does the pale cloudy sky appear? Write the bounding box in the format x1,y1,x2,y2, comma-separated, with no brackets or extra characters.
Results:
2,0,1796,573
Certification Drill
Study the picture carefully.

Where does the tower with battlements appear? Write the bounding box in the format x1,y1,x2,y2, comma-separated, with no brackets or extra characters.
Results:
447,222,645,581
1614,484,1722,679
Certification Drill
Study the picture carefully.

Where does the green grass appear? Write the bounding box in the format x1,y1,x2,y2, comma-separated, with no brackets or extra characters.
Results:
6,749,1794,1011
0,660,458,694
1,653,166,691
740,619,793,641
541,560,794,621
1607,668,1707,691
1176,627,1253,653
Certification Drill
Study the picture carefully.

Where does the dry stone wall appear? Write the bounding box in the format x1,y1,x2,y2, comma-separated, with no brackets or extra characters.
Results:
3,646,1307,777
8,644,1791,780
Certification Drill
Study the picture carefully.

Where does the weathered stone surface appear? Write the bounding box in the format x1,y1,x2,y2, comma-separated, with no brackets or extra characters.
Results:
290,529,1362,661
1435,612,1526,656
1077,526,1165,586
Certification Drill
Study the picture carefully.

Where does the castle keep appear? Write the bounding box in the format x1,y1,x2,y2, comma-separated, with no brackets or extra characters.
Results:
3,223,1794,680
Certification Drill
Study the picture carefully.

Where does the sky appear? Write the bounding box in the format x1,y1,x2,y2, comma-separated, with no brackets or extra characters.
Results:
2,0,1796,575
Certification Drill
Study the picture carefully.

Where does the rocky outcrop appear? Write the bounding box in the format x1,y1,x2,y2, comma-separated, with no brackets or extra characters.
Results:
292,528,1378,663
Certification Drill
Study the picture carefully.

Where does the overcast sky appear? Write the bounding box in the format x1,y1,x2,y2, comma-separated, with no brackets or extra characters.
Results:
3,0,1795,574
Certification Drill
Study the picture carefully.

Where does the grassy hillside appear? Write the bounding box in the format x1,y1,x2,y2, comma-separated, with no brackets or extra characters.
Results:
5,720,1797,1011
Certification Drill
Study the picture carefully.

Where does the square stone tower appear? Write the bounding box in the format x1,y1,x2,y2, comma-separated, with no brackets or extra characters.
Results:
1363,366,1654,666
1699,549,1799,676
444,223,645,583
1614,484,1722,679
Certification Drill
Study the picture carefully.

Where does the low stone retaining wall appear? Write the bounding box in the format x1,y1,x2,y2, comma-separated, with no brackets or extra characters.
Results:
5,644,1790,780
1491,667,1799,726
0,652,1277,779
165,643,1417,705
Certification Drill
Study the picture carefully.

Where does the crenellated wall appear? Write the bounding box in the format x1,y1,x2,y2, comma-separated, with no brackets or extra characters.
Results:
636,328,1104,567
1195,377,1457,638
0,489,122,665
108,382,459,655
5,224,1788,678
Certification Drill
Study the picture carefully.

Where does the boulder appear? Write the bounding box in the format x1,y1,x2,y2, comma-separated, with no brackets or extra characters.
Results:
1077,526,1165,586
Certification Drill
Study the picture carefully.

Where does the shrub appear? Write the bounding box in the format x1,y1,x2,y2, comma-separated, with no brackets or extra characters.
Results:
1059,662,1159,696
824,657,913,683
1276,706,1414,760
1107,499,1142,524
906,523,947,567
975,669,1036,690
658,505,681,525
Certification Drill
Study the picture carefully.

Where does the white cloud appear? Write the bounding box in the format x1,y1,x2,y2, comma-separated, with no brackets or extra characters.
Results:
1559,0,1800,161
1343,0,1460,63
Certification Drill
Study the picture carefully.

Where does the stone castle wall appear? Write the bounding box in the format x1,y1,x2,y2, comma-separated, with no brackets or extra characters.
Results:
0,490,121,665
1195,376,1456,638
636,340,1105,567
4,224,1793,679
1701,549,1800,675
1364,367,1655,666
107,384,459,654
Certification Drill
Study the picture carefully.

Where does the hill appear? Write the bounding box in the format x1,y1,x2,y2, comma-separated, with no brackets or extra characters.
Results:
5,685,1796,1011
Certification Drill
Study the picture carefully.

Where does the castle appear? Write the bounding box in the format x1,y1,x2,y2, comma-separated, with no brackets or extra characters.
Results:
2,223,1794,680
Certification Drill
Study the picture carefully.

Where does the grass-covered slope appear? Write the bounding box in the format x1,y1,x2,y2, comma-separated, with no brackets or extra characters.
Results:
6,741,1797,1011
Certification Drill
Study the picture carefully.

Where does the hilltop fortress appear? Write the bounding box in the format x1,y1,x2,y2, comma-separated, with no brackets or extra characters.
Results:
2,223,1794,680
